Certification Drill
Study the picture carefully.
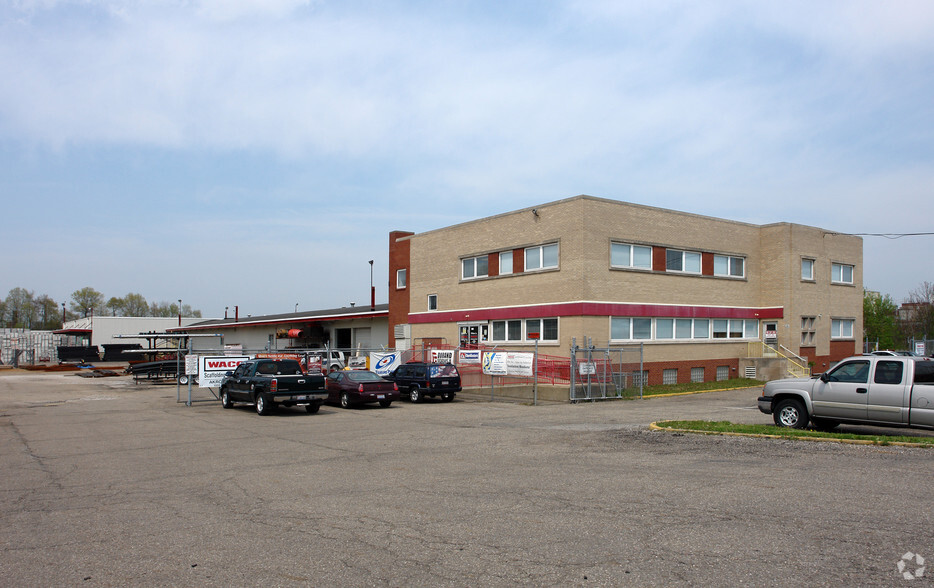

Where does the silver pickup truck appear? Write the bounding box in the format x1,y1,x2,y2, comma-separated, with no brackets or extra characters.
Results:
758,355,934,430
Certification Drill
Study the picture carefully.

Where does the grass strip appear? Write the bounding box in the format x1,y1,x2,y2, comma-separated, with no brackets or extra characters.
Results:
653,420,934,447
641,378,763,397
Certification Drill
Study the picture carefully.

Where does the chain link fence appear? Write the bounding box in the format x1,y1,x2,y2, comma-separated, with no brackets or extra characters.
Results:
569,341,644,402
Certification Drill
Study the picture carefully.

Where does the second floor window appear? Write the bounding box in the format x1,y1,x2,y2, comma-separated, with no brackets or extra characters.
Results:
611,243,652,269
525,243,558,271
462,255,489,280
832,263,854,284
666,249,701,273
713,255,744,278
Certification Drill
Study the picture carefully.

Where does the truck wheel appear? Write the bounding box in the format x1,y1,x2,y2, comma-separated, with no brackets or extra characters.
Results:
441,392,454,402
255,393,273,416
810,417,839,432
773,398,807,429
340,392,352,409
305,403,320,414
221,388,232,409
409,386,422,403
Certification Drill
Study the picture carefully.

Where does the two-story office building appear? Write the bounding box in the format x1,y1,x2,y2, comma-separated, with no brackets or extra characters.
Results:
388,195,862,384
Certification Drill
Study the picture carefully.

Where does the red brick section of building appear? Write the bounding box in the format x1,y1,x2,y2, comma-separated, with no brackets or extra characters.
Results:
388,231,413,348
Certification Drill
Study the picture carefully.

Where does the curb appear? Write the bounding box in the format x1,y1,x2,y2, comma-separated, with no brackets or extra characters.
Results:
648,421,932,448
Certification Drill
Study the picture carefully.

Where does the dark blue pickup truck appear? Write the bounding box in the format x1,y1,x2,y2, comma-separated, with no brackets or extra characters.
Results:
219,359,327,415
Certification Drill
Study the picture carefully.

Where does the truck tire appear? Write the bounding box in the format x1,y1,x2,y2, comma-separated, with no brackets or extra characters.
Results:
221,388,232,409
409,386,422,403
255,392,273,416
773,398,808,429
305,403,321,414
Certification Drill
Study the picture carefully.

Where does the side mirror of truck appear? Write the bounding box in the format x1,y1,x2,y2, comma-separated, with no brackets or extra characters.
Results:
819,372,829,383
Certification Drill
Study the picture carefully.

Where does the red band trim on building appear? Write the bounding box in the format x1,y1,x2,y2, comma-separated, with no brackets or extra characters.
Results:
408,302,783,324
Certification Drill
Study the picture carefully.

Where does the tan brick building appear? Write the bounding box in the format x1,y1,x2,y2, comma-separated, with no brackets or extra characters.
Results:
389,196,862,383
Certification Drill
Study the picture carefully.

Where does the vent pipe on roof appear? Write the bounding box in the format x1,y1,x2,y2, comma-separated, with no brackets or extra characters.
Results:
235,306,239,322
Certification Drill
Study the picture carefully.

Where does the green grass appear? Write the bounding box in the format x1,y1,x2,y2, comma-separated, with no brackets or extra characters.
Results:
654,420,934,446
641,378,763,397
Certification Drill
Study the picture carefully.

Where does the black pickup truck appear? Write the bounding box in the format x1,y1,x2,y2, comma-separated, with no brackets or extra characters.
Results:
219,359,326,415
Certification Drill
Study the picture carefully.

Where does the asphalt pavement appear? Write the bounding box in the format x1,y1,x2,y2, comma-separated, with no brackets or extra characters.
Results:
1,372,932,586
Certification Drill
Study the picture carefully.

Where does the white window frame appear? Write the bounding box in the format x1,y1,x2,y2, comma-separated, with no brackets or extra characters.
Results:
396,268,407,289
831,318,855,339
713,255,745,278
801,258,815,281
462,255,489,280
666,249,702,274
427,294,437,311
610,242,652,270
525,243,559,272
831,263,854,285
712,319,759,340
490,317,558,343
499,251,513,275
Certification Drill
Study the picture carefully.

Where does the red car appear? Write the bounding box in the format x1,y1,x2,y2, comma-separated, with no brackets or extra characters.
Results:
325,370,400,408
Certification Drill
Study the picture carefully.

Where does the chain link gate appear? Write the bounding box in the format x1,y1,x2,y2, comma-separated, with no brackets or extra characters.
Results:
570,339,644,402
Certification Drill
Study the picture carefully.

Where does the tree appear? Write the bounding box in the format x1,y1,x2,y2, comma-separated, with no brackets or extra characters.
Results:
4,287,36,328
122,293,149,317
902,281,934,341
863,290,899,350
70,287,105,317
34,294,61,330
105,297,125,317
149,301,178,318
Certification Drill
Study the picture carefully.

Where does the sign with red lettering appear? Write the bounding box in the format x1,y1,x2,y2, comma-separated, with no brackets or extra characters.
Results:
198,355,250,388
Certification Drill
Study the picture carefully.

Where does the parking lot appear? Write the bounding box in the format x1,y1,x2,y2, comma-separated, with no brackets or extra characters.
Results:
2,372,933,587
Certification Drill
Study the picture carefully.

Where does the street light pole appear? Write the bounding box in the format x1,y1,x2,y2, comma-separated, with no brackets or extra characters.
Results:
369,260,375,311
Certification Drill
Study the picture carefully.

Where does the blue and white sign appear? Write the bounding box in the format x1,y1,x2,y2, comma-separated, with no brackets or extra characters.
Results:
459,349,481,365
371,352,402,377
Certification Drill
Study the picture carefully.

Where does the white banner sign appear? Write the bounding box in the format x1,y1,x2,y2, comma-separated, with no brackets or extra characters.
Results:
370,352,403,377
458,349,482,365
198,356,249,388
481,351,534,377
430,349,455,364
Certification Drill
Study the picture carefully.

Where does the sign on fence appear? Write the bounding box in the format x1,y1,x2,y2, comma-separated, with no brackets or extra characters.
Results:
198,356,249,388
458,349,481,364
482,351,534,377
371,352,402,377
431,349,455,364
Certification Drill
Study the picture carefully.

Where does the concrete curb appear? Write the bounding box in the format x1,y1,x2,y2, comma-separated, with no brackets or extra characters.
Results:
648,421,933,448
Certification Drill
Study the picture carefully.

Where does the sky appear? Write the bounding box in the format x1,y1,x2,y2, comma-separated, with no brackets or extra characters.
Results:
1,0,932,318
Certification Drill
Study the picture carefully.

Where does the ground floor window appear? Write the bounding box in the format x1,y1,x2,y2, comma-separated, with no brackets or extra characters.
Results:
716,365,729,381
831,318,855,339
691,367,704,383
611,317,757,342
663,369,678,385
490,317,558,343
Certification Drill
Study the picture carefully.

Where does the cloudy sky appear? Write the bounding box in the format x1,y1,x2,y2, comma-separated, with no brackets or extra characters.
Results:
2,0,932,317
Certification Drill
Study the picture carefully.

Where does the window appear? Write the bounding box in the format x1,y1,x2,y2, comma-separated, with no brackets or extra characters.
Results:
666,249,701,273
427,294,437,311
499,251,513,275
801,316,816,346
801,258,815,281
713,255,745,278
462,255,488,280
831,318,854,339
874,361,903,385
523,318,558,342
831,263,854,284
610,317,653,341
716,366,729,381
663,369,678,385
525,243,558,271
826,360,869,383
691,367,704,383
713,319,758,339
396,269,407,289
611,243,652,269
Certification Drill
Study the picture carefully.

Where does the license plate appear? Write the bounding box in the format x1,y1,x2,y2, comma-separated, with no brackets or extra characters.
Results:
377,394,385,399
296,395,307,400
441,381,449,385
